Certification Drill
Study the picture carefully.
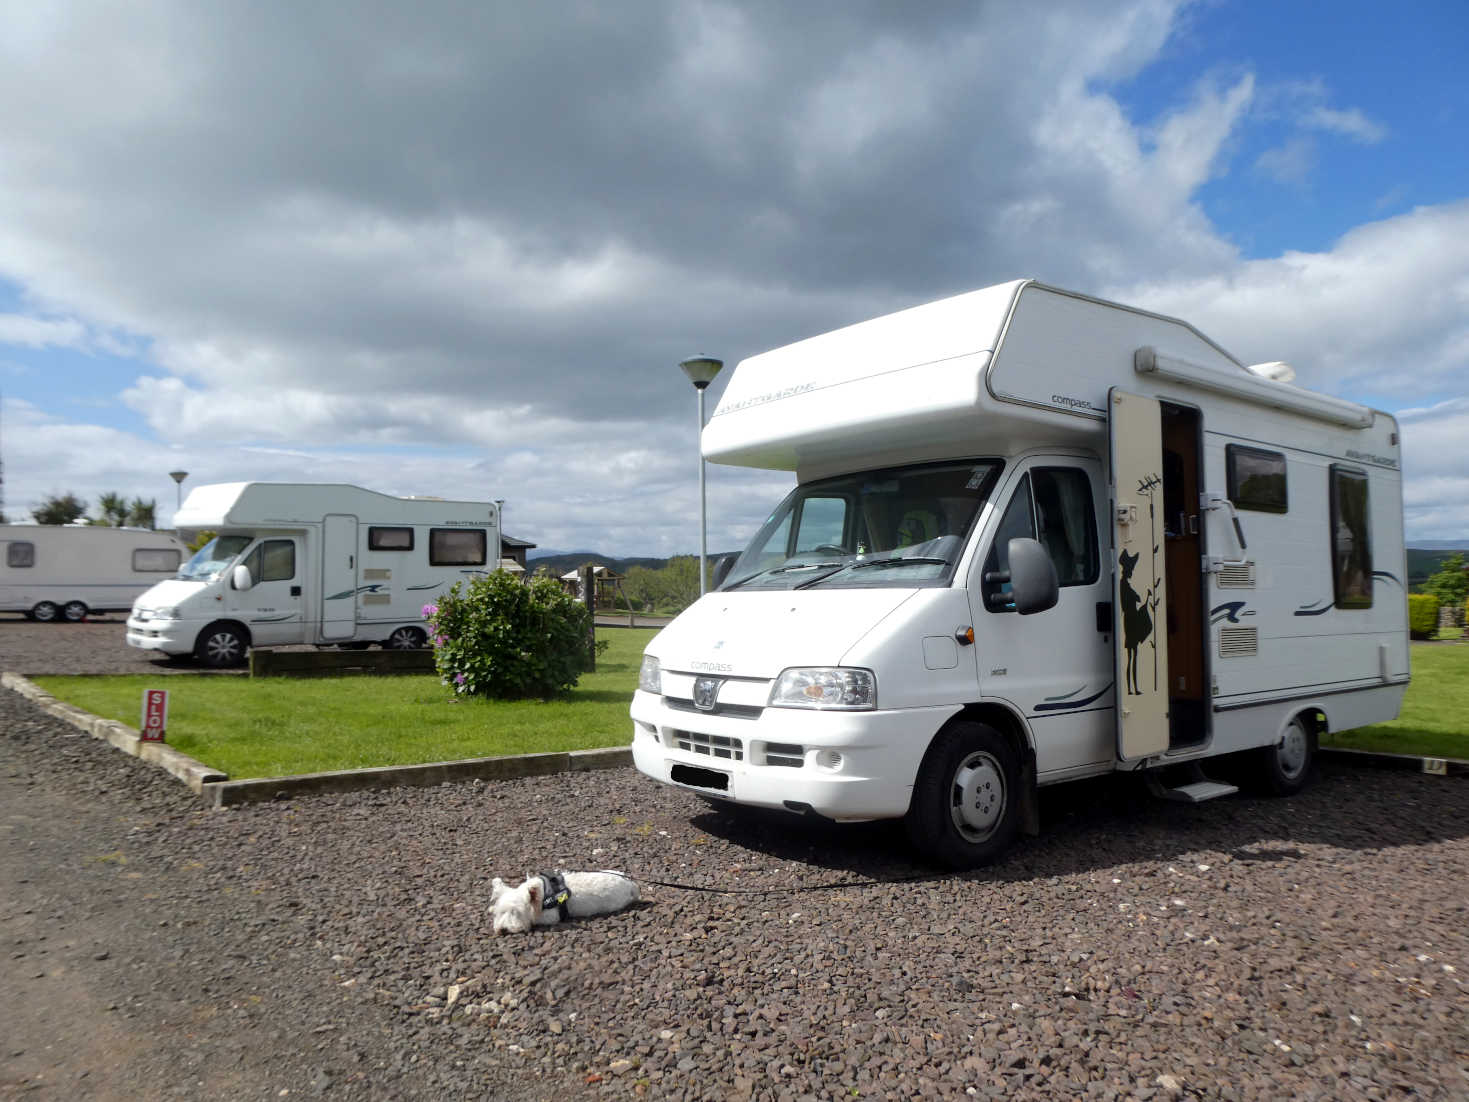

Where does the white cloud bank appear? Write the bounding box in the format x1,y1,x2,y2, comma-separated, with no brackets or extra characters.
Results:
0,0,1463,549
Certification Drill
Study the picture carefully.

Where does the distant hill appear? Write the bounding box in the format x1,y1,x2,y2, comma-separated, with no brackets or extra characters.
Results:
1407,545,1469,589
526,550,676,576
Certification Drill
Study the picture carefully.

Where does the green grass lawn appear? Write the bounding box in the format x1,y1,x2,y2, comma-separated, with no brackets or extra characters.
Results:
33,628,659,780
1323,642,1469,760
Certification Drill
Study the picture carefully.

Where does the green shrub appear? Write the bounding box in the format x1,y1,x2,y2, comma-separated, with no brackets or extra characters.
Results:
1408,593,1440,640
423,571,605,700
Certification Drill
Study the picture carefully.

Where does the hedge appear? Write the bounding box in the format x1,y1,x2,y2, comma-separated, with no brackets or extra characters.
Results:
1408,593,1440,639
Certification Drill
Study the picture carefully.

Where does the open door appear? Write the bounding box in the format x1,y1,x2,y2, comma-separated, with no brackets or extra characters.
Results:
1109,388,1170,760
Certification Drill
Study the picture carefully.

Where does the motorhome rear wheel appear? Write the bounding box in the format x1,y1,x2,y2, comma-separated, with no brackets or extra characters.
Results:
1256,714,1316,797
905,721,1021,869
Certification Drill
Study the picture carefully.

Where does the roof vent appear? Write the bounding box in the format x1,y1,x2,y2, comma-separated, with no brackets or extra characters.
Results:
1245,361,1295,383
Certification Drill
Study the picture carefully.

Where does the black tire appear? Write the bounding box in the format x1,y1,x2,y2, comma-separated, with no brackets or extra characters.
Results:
386,626,427,650
905,720,1021,869
31,601,60,623
62,600,89,623
195,623,249,668
1254,714,1316,796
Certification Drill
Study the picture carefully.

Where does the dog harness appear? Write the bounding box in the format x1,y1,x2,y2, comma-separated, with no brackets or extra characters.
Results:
539,871,572,921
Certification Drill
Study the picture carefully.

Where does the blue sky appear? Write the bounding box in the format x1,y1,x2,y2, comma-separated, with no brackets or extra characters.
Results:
0,0,1465,552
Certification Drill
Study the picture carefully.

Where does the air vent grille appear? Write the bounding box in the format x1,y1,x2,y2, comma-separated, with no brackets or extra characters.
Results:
1216,561,1256,588
1219,626,1259,658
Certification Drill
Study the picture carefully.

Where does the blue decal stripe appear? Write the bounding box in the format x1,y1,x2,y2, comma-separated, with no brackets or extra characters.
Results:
1034,682,1114,713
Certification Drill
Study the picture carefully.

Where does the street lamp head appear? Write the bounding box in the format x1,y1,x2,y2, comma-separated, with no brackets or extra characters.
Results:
679,356,724,391
169,470,188,484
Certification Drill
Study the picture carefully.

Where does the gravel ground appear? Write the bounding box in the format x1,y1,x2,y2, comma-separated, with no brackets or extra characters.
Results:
0,613,249,676
3,626,1468,1099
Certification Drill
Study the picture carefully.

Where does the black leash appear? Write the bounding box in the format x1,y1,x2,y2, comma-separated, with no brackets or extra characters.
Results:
637,870,959,896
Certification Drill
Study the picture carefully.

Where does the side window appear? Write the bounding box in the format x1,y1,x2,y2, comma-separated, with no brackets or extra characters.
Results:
260,540,296,582
430,528,487,566
369,526,414,551
7,542,35,568
792,497,847,553
1031,468,1099,586
1227,444,1288,513
982,474,1034,611
1330,465,1372,609
133,548,182,572
239,540,296,584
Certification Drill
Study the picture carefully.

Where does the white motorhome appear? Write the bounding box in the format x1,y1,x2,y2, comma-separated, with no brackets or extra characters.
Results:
126,483,500,667
0,525,186,622
631,280,1408,868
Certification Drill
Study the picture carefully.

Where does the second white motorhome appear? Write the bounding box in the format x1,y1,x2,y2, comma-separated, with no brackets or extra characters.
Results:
0,525,186,621
127,483,500,666
631,279,1408,868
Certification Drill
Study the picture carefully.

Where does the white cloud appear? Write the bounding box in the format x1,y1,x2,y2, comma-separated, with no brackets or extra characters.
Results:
1301,105,1388,144
1253,136,1316,187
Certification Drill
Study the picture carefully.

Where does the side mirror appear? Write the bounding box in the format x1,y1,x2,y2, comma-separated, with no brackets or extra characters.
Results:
232,564,254,591
1007,537,1059,615
711,553,737,590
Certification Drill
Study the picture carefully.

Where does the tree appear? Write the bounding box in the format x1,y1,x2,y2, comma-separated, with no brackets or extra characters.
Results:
1422,553,1468,608
127,497,157,529
95,491,129,527
33,493,87,525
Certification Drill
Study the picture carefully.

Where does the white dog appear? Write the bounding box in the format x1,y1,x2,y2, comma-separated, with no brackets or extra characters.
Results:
490,870,640,934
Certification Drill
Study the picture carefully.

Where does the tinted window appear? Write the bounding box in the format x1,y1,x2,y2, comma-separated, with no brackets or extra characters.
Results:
240,539,296,584
369,526,414,551
1330,466,1371,609
1032,468,1099,586
133,548,182,572
1227,445,1288,513
7,541,34,568
430,528,487,566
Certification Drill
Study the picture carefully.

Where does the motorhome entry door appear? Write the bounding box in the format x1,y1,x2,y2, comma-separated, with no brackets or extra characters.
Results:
322,514,359,640
1108,388,1171,761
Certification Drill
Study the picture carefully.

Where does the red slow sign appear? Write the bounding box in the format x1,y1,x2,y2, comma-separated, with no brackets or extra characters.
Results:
140,688,169,742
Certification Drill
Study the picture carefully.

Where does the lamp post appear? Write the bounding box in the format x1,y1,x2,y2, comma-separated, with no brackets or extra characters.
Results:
169,470,188,511
679,356,724,595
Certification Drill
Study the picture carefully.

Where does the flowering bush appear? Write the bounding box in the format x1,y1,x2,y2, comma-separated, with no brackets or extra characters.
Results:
422,571,604,699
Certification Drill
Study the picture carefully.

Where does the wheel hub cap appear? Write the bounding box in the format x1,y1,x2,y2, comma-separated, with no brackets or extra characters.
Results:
1278,724,1308,778
952,753,1004,838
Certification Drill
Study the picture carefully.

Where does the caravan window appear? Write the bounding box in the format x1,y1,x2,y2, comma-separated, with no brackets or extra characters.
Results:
1227,445,1288,513
1330,466,1372,609
430,528,486,566
369,526,414,551
7,542,34,568
133,548,182,573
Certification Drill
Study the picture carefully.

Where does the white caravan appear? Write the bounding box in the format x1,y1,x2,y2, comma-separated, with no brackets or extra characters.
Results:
0,525,186,622
126,483,500,666
631,280,1408,868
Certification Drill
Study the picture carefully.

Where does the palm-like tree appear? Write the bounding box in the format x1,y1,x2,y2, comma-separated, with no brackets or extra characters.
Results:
96,491,128,526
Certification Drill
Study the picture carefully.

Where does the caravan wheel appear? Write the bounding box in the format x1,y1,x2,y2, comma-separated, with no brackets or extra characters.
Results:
62,601,89,623
30,601,60,623
904,721,1020,869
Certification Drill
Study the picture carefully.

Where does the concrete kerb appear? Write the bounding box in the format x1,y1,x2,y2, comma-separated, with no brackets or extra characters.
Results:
2,671,633,806
1319,746,1469,776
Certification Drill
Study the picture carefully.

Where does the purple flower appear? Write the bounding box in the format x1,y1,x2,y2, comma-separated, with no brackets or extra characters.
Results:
422,604,438,619
454,672,466,685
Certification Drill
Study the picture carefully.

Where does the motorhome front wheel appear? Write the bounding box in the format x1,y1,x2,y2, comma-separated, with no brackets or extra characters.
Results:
196,623,248,668
905,721,1021,869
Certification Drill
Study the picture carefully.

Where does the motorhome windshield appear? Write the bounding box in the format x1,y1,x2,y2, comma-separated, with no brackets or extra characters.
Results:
721,460,1003,591
178,535,253,581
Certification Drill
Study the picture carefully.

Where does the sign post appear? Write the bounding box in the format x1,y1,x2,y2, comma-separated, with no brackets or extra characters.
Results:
140,688,169,743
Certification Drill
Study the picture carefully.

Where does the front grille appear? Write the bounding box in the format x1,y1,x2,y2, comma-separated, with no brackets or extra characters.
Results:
665,698,763,720
763,743,805,768
674,730,744,761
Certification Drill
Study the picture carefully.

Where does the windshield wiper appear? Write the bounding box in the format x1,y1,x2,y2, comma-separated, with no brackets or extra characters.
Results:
723,561,845,591
847,556,951,570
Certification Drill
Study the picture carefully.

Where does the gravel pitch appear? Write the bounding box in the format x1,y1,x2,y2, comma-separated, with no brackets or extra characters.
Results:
3,623,1468,1099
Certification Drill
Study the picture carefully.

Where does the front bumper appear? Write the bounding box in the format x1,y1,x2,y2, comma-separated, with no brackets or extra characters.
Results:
629,688,958,821
125,616,195,656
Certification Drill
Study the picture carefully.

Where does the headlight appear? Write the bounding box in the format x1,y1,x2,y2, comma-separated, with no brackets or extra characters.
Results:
769,668,876,710
153,606,181,621
638,655,662,694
